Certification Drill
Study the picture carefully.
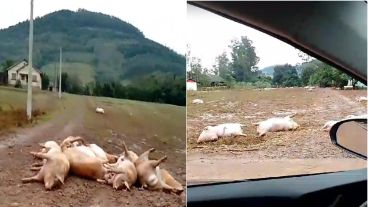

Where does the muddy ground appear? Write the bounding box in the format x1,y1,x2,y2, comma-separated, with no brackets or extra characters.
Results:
187,87,367,183
0,88,186,207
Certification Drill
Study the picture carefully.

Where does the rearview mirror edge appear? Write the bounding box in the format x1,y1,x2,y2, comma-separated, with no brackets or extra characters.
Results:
330,118,367,160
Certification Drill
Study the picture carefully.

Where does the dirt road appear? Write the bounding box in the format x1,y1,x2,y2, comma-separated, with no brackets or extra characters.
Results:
0,92,186,207
187,152,366,184
187,88,367,183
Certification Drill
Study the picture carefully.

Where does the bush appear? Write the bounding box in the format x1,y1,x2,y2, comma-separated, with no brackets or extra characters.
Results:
14,80,22,88
234,82,255,89
40,73,50,90
254,80,271,88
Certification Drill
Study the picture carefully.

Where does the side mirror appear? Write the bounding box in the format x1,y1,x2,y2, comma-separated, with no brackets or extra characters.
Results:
330,119,367,159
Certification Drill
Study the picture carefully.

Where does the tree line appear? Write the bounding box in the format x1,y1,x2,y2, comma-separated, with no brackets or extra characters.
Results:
0,60,185,106
187,36,362,89
187,36,261,87
272,60,353,88
51,72,185,106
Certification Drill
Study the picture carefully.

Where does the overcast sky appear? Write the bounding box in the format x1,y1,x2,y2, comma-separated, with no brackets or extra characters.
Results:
0,0,186,55
187,4,305,70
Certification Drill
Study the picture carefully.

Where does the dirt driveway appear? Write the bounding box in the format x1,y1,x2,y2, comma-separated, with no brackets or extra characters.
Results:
186,88,367,184
0,92,186,207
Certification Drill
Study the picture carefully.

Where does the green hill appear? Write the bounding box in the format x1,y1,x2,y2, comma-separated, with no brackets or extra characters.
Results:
0,9,185,83
260,65,275,77
260,60,320,78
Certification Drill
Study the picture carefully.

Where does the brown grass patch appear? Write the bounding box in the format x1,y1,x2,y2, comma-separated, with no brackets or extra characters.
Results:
0,108,45,134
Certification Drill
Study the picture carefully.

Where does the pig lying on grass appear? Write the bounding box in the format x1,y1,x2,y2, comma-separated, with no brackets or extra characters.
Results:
96,107,105,114
22,142,70,190
253,115,299,137
197,123,246,143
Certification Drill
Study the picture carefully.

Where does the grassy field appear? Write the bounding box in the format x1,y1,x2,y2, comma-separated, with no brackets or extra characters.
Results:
41,62,95,85
0,86,63,135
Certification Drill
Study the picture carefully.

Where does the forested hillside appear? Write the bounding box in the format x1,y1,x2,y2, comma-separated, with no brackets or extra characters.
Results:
0,9,185,105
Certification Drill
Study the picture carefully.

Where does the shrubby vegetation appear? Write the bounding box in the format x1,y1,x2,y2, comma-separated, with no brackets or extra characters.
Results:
188,35,362,89
56,72,185,106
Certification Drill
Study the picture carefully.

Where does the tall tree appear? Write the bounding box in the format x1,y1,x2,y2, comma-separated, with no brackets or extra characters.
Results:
40,73,50,90
60,72,69,92
272,64,300,87
189,57,203,83
301,65,318,86
1,59,15,71
229,36,260,82
214,52,230,79
309,62,348,88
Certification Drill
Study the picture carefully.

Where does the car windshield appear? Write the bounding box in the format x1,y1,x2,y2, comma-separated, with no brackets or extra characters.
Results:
186,4,367,185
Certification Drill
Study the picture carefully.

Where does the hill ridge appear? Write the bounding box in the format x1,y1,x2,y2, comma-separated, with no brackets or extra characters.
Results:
0,8,185,83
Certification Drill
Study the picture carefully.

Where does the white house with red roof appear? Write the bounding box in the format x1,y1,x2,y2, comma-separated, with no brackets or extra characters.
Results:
187,79,197,91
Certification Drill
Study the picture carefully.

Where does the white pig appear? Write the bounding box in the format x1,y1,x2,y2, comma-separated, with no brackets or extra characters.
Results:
197,123,246,143
99,142,137,190
74,145,97,158
192,99,204,104
254,116,299,137
31,141,63,169
345,114,368,119
96,107,105,114
22,145,70,190
322,120,338,131
355,96,368,102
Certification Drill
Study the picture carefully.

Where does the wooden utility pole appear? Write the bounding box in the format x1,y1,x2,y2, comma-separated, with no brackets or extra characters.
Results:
26,0,34,120
58,47,62,98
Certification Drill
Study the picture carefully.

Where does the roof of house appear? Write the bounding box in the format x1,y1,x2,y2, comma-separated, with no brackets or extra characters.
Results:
5,59,27,71
187,79,196,83
6,59,42,74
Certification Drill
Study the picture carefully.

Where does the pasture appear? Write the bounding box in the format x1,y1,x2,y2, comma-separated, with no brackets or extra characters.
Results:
42,62,95,85
0,86,186,206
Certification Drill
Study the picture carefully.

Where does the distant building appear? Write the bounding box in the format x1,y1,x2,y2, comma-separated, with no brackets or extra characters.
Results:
6,60,42,89
187,79,197,91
